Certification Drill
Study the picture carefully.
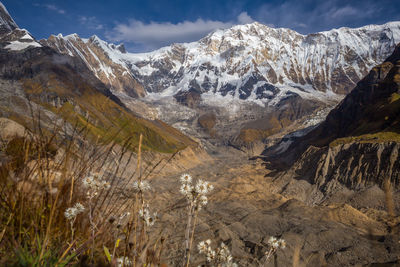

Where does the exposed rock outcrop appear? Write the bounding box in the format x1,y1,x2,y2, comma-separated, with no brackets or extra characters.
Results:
0,117,26,140
293,142,400,192
267,44,400,197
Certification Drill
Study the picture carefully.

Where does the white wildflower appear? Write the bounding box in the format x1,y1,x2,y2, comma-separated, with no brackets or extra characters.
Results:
267,236,285,249
180,173,192,184
180,183,193,196
83,173,110,199
217,242,234,263
195,179,209,195
207,183,214,192
83,175,94,187
268,236,278,247
198,241,208,253
64,207,77,221
199,239,236,266
138,205,149,218
74,202,85,213
144,212,157,227
199,195,208,206
64,202,85,221
264,236,286,264
133,180,151,192
206,249,216,262
278,238,286,249
138,204,157,227
117,256,132,267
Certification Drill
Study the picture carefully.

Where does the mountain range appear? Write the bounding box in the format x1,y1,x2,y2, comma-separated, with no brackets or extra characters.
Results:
36,19,400,151
1,2,400,265
41,21,400,102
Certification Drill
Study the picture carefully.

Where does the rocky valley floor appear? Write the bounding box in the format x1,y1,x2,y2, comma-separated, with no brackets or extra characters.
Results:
128,145,400,266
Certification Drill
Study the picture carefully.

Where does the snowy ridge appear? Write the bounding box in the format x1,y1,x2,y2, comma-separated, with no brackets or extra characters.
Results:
41,33,145,97
1,27,42,51
0,2,18,32
124,21,400,100
5,39,41,51
44,21,400,107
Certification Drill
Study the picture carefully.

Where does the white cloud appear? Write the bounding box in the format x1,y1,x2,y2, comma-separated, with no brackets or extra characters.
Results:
295,22,307,28
330,6,358,18
79,16,104,30
106,12,254,50
44,4,65,14
237,12,254,24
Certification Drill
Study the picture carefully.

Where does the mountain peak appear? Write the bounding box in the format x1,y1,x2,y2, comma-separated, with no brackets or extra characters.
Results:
89,34,101,42
0,2,18,34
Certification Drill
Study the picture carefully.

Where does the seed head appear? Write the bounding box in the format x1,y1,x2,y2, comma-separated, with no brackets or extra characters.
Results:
198,240,208,253
267,236,285,249
138,204,157,227
133,180,151,192
74,202,85,213
199,195,208,206
64,202,85,221
278,238,286,249
180,173,192,184
195,179,209,195
180,183,193,197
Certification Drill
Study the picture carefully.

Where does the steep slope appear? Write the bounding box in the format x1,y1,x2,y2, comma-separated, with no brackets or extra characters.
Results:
0,2,17,34
266,43,400,195
0,5,194,153
288,43,400,153
41,34,145,97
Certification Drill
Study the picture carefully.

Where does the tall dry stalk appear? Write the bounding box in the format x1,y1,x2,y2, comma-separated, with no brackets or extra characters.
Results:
178,174,214,266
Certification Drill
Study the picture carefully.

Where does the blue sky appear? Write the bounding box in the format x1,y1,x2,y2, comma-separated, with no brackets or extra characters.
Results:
3,0,400,52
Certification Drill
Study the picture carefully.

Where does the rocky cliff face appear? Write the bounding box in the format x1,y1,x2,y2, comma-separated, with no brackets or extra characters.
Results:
0,2,17,34
294,142,400,192
40,34,145,97
267,43,400,194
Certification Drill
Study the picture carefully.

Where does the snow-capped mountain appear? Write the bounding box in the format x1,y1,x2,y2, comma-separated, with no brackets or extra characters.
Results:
41,34,145,97
0,3,42,51
42,21,400,106
0,2,17,34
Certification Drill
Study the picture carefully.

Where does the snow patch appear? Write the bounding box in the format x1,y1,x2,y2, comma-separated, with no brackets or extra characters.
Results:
5,40,42,51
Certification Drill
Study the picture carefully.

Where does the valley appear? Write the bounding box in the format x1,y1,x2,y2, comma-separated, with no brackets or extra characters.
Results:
0,1,400,266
